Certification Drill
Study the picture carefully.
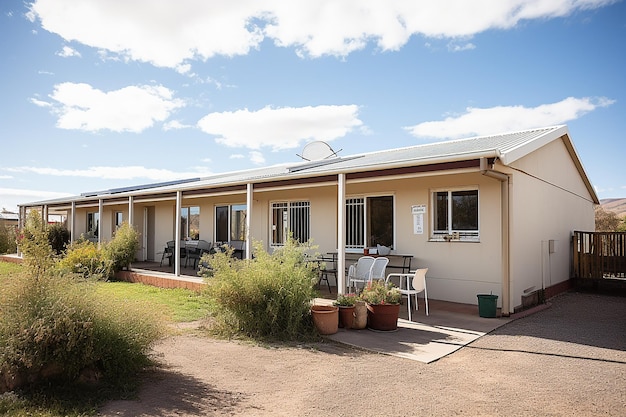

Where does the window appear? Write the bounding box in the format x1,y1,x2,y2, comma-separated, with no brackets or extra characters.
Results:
215,204,246,242
432,189,479,240
346,195,394,249
271,201,310,245
115,212,123,229
87,212,99,238
180,206,200,240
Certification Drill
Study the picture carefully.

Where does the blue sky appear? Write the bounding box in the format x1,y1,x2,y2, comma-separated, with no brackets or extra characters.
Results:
1,0,625,212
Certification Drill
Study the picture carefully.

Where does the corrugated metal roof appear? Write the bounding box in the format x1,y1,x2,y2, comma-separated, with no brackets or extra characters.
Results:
22,125,598,206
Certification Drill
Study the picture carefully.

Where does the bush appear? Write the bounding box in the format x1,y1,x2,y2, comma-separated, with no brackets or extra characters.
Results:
57,239,112,280
0,225,17,255
102,223,139,273
19,211,55,279
0,272,165,393
47,224,70,255
200,238,318,341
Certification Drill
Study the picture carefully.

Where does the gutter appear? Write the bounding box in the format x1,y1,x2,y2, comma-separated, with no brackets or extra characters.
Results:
480,158,511,316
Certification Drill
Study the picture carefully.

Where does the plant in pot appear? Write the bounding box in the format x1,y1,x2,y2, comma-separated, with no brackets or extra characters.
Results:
333,293,358,329
360,280,402,331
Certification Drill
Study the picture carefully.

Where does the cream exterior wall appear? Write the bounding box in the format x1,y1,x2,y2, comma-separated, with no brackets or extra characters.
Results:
348,173,504,305
506,138,596,310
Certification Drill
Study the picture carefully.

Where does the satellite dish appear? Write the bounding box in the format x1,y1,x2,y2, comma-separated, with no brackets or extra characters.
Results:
297,141,341,161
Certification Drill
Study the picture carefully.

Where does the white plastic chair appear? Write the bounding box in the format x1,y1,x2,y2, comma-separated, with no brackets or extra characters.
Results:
370,257,389,280
386,268,429,321
347,256,376,293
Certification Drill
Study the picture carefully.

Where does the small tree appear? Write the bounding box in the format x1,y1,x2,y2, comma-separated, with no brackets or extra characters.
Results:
0,225,17,254
47,223,70,255
595,206,621,232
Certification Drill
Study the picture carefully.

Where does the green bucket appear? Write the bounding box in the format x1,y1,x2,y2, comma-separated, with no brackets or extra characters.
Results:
477,294,498,318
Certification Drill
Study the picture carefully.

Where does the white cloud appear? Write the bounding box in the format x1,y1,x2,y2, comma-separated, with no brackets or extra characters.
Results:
405,96,615,139
0,188,74,212
249,151,265,165
38,82,185,133
6,166,211,181
163,120,190,131
0,175,14,179
198,105,362,150
57,45,81,57
28,0,617,66
230,154,245,159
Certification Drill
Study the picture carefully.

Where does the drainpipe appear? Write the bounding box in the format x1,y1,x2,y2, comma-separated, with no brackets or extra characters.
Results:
480,158,511,316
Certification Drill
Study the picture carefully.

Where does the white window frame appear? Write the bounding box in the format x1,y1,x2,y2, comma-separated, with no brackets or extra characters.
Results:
430,187,480,241
345,194,395,251
270,200,310,246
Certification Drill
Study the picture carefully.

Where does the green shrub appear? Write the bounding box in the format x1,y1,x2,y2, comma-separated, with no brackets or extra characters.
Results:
102,222,139,273
0,271,165,392
47,224,70,255
0,225,17,255
200,238,318,341
19,211,55,279
57,239,112,280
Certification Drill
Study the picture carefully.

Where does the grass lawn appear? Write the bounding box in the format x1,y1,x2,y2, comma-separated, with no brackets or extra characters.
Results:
94,281,213,323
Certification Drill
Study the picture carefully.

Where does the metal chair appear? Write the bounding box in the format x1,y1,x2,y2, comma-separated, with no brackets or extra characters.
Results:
386,268,429,321
185,240,213,269
347,256,376,293
159,240,175,266
370,257,389,280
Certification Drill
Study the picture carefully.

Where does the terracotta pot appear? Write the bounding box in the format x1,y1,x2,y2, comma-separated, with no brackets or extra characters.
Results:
311,305,339,335
366,303,400,331
353,301,368,329
338,305,356,329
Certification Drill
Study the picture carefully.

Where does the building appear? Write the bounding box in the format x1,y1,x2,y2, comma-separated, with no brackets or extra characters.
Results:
19,125,598,314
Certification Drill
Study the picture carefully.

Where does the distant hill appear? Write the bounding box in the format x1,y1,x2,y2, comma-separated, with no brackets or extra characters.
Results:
600,198,626,218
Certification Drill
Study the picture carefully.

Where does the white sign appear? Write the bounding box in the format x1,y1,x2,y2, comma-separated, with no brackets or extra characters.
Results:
412,204,425,234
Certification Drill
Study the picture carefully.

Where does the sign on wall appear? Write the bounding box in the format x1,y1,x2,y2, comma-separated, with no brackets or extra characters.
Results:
411,204,426,235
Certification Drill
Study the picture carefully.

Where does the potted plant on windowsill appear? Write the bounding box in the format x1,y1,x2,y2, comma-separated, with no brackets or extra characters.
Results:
333,293,358,329
360,280,402,331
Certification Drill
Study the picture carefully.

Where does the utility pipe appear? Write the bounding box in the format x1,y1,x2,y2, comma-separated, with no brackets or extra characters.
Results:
480,158,511,316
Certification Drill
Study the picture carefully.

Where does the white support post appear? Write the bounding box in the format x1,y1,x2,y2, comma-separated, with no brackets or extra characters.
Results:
70,201,76,242
97,199,103,247
174,191,182,276
128,196,134,227
337,174,346,294
246,183,253,260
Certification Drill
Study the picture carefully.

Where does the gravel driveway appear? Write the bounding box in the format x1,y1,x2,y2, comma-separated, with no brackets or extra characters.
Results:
99,291,626,416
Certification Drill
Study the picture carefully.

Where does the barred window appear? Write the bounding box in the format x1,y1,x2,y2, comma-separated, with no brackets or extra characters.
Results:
271,201,310,245
346,195,394,249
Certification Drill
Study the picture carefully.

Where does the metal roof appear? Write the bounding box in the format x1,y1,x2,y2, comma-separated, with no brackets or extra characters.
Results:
20,125,599,206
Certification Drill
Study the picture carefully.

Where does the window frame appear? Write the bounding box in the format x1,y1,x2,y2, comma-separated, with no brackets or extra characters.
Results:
87,212,99,239
345,194,395,251
215,204,246,243
270,200,311,247
430,187,480,241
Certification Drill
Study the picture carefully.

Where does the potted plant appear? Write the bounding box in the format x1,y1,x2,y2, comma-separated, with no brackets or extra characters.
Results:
360,280,402,331
333,293,358,329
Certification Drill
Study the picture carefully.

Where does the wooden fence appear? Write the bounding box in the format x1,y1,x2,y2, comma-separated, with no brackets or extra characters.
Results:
572,231,626,279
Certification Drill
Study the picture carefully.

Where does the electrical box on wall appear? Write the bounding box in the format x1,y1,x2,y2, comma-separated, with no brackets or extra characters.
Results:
549,239,556,253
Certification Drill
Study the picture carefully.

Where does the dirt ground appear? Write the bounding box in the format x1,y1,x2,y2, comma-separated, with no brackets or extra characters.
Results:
98,292,626,417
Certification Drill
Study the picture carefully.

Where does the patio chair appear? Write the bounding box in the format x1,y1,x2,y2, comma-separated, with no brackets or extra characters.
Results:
159,240,175,267
370,257,389,280
185,240,213,269
347,256,375,293
386,268,429,321
317,255,337,293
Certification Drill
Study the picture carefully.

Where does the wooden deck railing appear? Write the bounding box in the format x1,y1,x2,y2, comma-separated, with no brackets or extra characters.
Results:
572,231,626,279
